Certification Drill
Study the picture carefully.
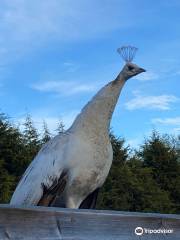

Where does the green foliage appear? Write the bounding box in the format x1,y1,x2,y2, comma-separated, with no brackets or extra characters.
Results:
0,158,15,203
0,114,27,176
0,113,41,202
97,132,180,213
137,131,180,212
0,112,179,213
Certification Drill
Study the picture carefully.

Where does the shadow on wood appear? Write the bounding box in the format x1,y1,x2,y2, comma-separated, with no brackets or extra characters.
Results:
0,204,179,239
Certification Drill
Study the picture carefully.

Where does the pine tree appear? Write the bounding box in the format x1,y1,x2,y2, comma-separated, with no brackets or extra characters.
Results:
23,114,40,159
56,119,65,134
0,113,24,202
41,120,51,144
97,132,174,213
110,133,129,165
138,131,180,213
0,113,27,176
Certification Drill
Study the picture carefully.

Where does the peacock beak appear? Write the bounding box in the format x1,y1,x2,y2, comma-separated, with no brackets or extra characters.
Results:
139,68,146,73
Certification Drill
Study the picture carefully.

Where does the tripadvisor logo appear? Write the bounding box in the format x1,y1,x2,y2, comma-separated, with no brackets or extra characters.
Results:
135,227,173,235
135,227,143,236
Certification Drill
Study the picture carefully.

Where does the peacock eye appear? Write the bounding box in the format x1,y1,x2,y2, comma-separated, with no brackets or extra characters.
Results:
128,66,134,71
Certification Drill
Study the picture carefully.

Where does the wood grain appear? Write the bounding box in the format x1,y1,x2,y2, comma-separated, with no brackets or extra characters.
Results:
0,204,179,239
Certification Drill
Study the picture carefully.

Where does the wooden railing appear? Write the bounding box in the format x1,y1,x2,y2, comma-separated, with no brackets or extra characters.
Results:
0,204,179,239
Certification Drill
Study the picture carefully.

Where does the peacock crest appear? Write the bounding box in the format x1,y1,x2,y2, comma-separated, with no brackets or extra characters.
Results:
117,45,138,62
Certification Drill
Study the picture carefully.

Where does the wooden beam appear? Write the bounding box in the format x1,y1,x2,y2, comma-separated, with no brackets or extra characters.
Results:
0,204,179,239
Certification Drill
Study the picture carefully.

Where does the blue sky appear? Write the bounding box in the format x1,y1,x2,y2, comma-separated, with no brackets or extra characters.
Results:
0,0,180,148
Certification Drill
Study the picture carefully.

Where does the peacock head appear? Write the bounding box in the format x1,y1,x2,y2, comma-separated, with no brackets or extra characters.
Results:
117,45,146,80
121,62,146,80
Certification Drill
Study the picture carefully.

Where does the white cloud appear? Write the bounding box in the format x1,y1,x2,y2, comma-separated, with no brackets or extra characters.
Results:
0,0,128,64
135,71,159,81
125,94,178,110
152,117,180,126
31,80,98,95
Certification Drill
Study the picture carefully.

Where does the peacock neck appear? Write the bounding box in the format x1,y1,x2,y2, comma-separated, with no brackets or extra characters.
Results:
71,72,126,135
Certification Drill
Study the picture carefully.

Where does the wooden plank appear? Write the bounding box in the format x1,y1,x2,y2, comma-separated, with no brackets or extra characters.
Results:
0,204,179,240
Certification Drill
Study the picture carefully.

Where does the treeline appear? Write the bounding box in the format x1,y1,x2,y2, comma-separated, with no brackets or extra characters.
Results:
0,113,179,213
0,113,65,203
